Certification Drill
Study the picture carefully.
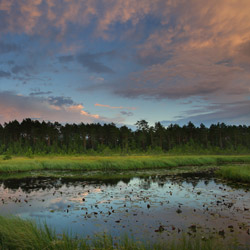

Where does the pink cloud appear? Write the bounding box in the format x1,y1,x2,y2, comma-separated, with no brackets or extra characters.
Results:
112,0,250,102
0,92,121,124
1,0,250,43
1,0,250,106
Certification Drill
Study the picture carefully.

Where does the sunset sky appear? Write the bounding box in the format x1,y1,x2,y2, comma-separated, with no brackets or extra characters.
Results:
0,0,250,127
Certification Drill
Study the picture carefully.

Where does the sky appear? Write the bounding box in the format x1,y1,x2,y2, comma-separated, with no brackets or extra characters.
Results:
0,0,250,127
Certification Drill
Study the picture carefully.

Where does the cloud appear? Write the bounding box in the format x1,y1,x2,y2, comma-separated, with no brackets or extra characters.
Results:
1,0,249,44
114,52,250,100
89,75,104,83
0,0,154,38
47,96,74,107
76,52,114,73
1,0,250,125
58,55,74,63
95,0,157,38
0,91,106,124
0,41,19,54
44,0,250,105
238,40,250,59
106,0,250,103
7,60,14,65
0,70,11,78
120,111,133,116
11,65,32,74
95,103,136,110
29,91,52,96
58,51,115,73
161,101,250,126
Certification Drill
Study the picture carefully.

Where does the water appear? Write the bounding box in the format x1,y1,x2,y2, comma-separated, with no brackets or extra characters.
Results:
0,171,249,245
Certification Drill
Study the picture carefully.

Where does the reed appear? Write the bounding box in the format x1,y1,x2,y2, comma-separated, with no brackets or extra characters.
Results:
217,164,250,183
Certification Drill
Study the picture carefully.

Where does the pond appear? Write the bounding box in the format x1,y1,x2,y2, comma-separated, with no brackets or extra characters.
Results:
0,170,249,246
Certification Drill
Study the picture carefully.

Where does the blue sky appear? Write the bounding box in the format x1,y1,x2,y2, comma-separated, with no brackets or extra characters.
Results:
0,0,250,127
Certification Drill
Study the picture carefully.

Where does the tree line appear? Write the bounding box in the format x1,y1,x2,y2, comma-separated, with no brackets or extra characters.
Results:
0,119,249,155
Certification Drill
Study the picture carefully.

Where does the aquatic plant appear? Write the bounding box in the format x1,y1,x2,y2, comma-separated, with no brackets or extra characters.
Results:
217,164,250,183
0,216,242,250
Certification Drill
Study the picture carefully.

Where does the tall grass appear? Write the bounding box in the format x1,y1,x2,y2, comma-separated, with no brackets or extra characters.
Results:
0,216,241,250
1,155,250,173
0,216,83,250
217,164,250,183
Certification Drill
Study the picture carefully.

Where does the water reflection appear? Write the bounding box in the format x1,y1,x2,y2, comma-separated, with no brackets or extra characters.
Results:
0,171,249,245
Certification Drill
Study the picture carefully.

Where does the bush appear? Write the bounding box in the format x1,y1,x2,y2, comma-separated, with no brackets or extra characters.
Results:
25,148,34,159
3,154,12,160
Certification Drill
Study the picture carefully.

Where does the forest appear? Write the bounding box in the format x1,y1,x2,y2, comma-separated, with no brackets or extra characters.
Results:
0,119,250,155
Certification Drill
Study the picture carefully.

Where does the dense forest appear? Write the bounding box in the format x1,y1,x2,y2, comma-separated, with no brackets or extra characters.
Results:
0,119,250,155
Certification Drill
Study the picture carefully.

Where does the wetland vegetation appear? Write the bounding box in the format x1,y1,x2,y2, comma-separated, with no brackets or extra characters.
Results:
0,119,249,249
0,216,242,250
0,155,231,172
1,155,250,184
217,164,250,183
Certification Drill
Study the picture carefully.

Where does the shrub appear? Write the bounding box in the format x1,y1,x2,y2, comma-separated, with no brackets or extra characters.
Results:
3,154,12,160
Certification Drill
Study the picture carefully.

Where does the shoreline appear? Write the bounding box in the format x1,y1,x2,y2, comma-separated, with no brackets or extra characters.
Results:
0,155,250,183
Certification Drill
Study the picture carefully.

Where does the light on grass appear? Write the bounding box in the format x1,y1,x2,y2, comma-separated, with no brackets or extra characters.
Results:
1,155,250,175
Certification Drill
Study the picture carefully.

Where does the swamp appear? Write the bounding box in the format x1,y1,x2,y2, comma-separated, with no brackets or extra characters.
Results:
0,121,249,249
0,160,249,249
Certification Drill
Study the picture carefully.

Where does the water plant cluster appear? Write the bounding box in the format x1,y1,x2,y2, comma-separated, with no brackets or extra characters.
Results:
217,164,250,183
0,119,250,155
0,216,242,250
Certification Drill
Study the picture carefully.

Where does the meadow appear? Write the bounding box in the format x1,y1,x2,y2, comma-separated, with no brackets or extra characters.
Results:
1,155,250,182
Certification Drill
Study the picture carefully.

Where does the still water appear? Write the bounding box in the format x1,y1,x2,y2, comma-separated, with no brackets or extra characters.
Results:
0,171,249,245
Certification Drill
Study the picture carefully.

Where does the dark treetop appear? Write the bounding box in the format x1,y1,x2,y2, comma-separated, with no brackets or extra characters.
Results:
0,119,249,155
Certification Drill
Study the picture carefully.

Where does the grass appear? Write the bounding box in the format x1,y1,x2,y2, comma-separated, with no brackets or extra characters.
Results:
0,155,250,174
217,164,250,183
0,216,243,250
0,165,217,182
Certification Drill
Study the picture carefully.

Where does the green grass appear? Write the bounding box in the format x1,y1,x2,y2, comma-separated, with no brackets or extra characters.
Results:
217,164,250,183
0,165,217,182
1,155,250,174
0,216,243,250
